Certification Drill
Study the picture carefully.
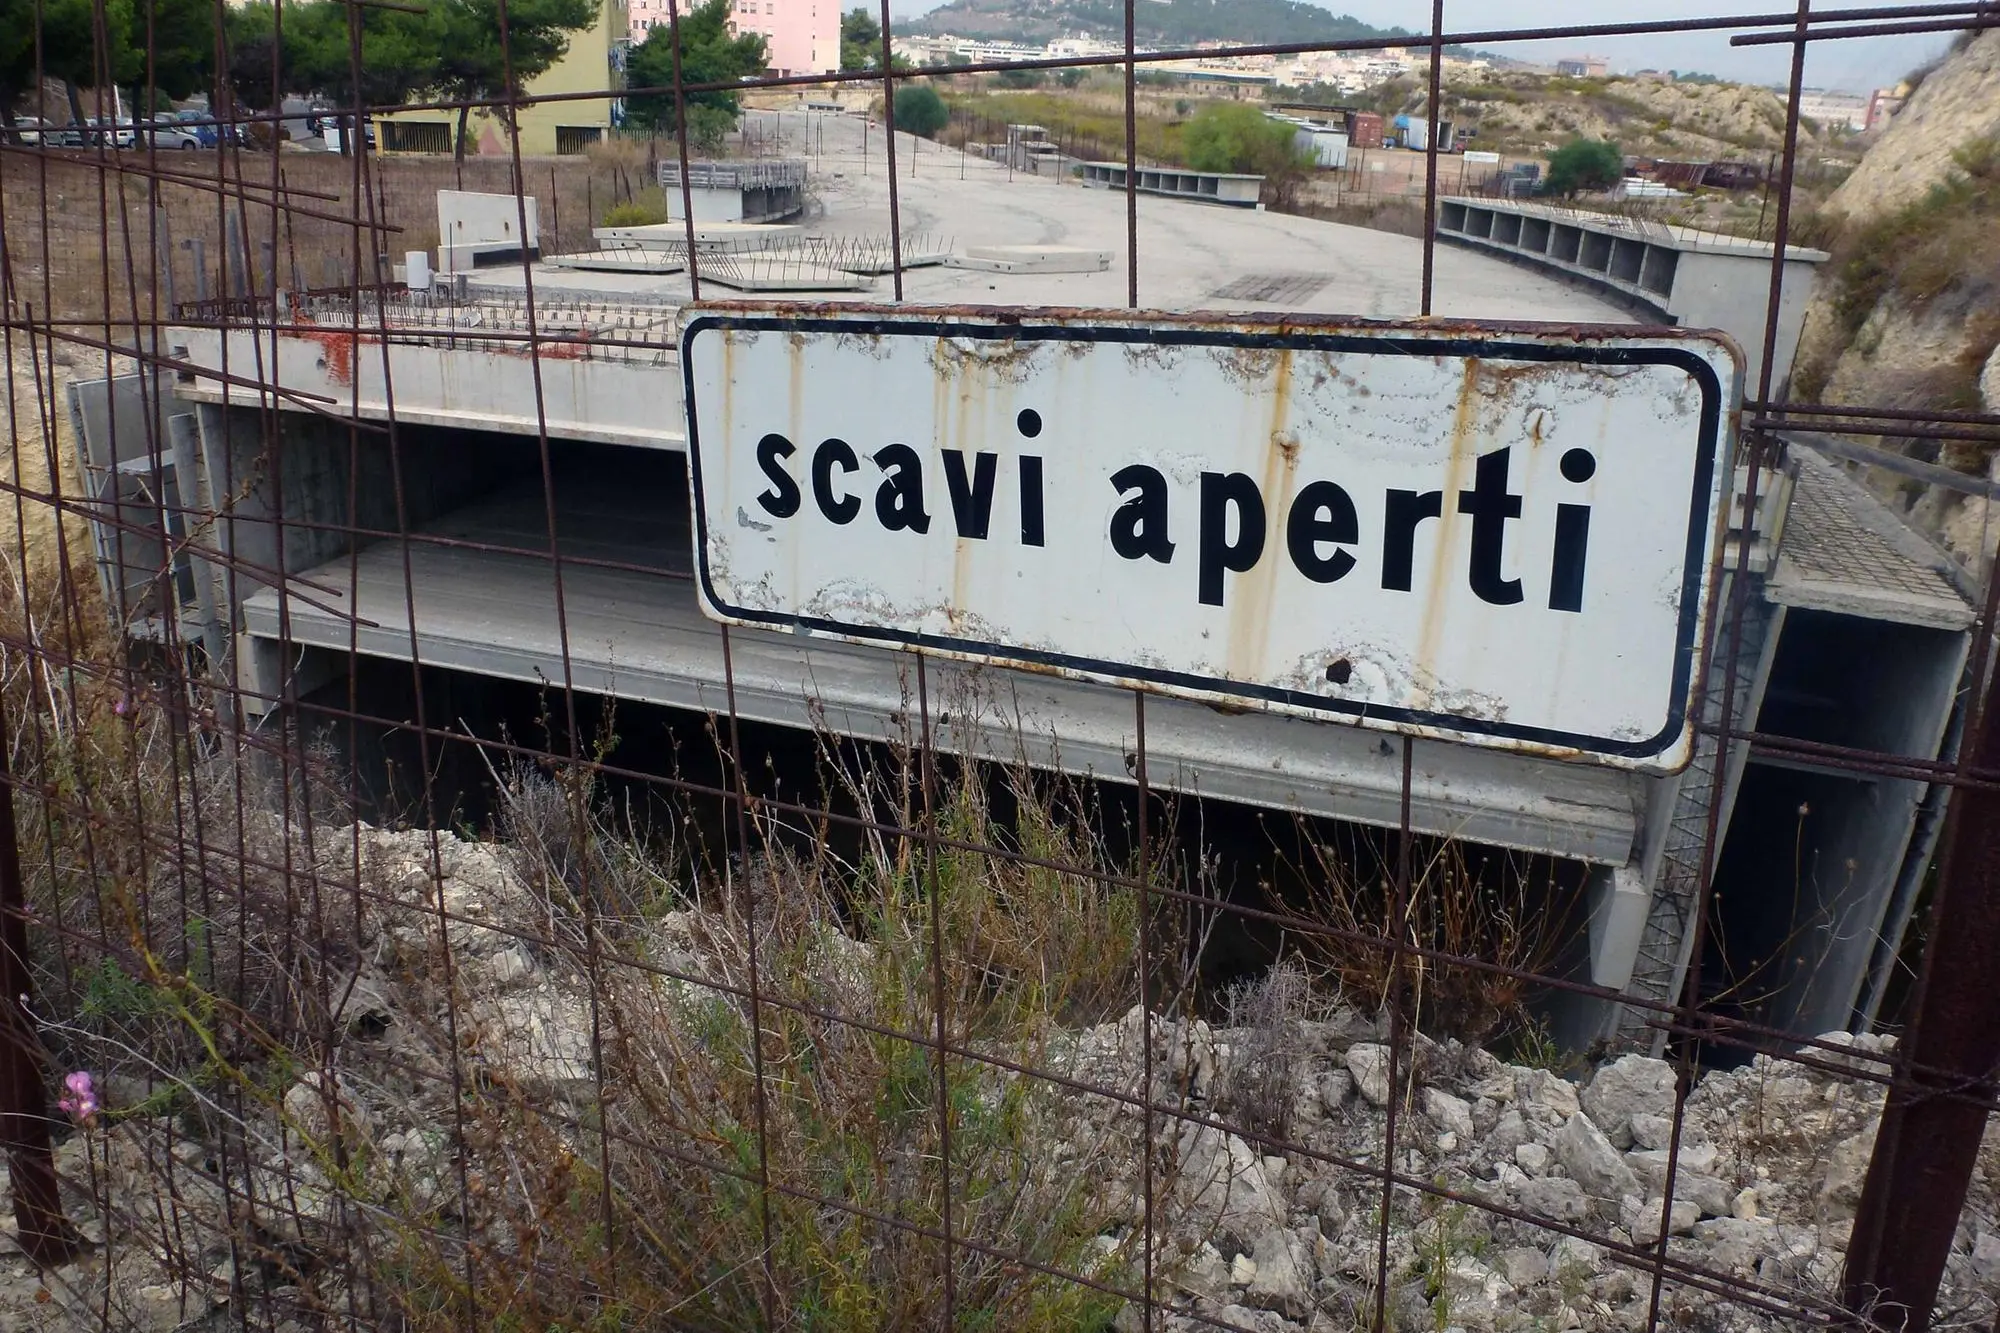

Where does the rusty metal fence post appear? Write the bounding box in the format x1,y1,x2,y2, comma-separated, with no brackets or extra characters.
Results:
0,690,79,1266
1844,639,2000,1329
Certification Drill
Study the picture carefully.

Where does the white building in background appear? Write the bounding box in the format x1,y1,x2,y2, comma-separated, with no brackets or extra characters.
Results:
1796,88,1871,132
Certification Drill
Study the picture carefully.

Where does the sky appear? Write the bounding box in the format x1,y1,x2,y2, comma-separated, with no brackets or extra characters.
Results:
888,0,1958,92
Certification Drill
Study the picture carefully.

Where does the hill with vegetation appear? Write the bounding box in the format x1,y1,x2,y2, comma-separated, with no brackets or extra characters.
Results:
908,0,1411,47
1361,70,1849,162
1789,28,2000,565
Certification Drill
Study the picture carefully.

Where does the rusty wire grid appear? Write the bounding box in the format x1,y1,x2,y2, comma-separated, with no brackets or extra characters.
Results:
3,1,2000,1331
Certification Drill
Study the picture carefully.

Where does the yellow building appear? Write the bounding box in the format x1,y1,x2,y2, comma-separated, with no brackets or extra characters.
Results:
381,0,630,156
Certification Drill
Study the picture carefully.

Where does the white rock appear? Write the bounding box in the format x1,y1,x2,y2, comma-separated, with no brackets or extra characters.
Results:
1556,1112,1641,1200
1628,1112,1677,1151
1230,1251,1258,1286
1622,1194,1699,1244
1318,1069,1352,1114
1550,1235,1605,1279
1346,1043,1393,1107
1970,1230,2000,1284
1514,1142,1550,1175
1424,1088,1475,1139
1819,1122,1879,1210
1181,1242,1231,1297
281,1070,371,1147
1172,1121,1287,1253
1514,1175,1590,1223
1732,1187,1760,1220
1496,1246,1548,1287
1581,1055,1678,1149
1246,1230,1309,1317
1694,1217,1779,1275
487,944,536,985
1436,1131,1458,1154
1514,1068,1580,1121
1486,1108,1531,1155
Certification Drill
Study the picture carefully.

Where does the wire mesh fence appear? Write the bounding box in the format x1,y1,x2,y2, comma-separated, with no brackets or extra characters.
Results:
3,2,2000,1331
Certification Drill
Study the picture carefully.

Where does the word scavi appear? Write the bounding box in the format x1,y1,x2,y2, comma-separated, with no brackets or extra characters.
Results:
749,409,1601,614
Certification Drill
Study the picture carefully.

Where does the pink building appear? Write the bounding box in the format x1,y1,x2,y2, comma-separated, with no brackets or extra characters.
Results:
629,0,836,76
728,0,838,76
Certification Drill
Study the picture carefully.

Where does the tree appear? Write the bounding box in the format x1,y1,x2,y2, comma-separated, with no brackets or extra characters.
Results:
1181,102,1304,176
424,0,599,164
891,82,946,138
0,0,141,135
1545,137,1623,196
625,0,765,152
839,7,878,72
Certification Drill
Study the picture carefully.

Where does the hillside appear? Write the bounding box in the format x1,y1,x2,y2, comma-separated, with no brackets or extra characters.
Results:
1788,27,2000,565
1427,72,1841,161
908,0,1411,47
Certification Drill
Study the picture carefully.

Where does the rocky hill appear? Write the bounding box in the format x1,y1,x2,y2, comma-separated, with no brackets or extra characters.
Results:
1429,71,1839,161
1789,28,2000,564
907,0,1411,47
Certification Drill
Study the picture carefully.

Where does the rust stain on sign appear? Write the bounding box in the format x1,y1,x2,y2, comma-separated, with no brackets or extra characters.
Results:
681,303,1741,772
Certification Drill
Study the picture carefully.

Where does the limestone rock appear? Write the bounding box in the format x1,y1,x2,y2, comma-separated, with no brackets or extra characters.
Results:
1581,1055,1677,1148
1819,1122,1879,1211
1556,1112,1640,1201
1346,1044,1392,1107
1424,1087,1475,1140
1515,1175,1590,1224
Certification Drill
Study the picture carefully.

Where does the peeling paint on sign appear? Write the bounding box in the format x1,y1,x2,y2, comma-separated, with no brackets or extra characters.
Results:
681,304,1741,772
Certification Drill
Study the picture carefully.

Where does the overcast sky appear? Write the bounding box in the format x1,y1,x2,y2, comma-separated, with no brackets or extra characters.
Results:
888,0,1956,92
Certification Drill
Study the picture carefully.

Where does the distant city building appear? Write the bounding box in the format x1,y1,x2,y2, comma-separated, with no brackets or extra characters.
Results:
1866,87,1906,131
1796,88,1870,132
1555,54,1610,78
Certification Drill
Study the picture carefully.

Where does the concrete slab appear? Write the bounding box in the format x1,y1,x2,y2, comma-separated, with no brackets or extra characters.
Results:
946,244,1113,274
592,221,801,253
460,109,1634,322
547,251,687,275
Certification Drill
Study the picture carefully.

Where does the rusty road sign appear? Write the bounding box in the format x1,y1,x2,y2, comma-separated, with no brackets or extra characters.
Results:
682,306,1740,771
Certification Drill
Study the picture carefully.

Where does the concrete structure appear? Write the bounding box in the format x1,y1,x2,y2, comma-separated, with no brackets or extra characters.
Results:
1796,88,1871,132
944,245,1110,274
658,159,807,222
1436,197,1828,386
723,0,837,76
1076,161,1262,208
1555,55,1611,78
380,0,627,155
81,110,1977,1054
437,190,542,274
1272,115,1349,169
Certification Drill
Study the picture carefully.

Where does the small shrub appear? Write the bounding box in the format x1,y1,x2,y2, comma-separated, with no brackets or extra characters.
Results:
1544,137,1623,195
601,193,670,227
893,84,950,138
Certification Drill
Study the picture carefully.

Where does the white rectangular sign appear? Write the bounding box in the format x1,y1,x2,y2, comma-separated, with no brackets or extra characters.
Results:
682,307,1739,771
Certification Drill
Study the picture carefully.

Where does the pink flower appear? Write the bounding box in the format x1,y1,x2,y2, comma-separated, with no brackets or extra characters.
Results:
56,1071,99,1124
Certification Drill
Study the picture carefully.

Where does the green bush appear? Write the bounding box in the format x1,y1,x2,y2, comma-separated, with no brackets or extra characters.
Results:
1181,101,1307,176
892,83,950,138
1544,137,1623,195
601,193,670,227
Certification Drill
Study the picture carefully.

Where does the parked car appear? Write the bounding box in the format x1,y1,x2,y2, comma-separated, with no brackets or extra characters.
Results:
136,119,201,149
8,116,53,145
86,117,136,149
175,110,247,149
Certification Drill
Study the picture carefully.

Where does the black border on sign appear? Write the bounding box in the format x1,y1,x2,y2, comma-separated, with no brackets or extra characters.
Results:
680,312,1731,764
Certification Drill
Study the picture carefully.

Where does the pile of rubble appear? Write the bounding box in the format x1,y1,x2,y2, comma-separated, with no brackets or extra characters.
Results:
1,823,1995,1332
